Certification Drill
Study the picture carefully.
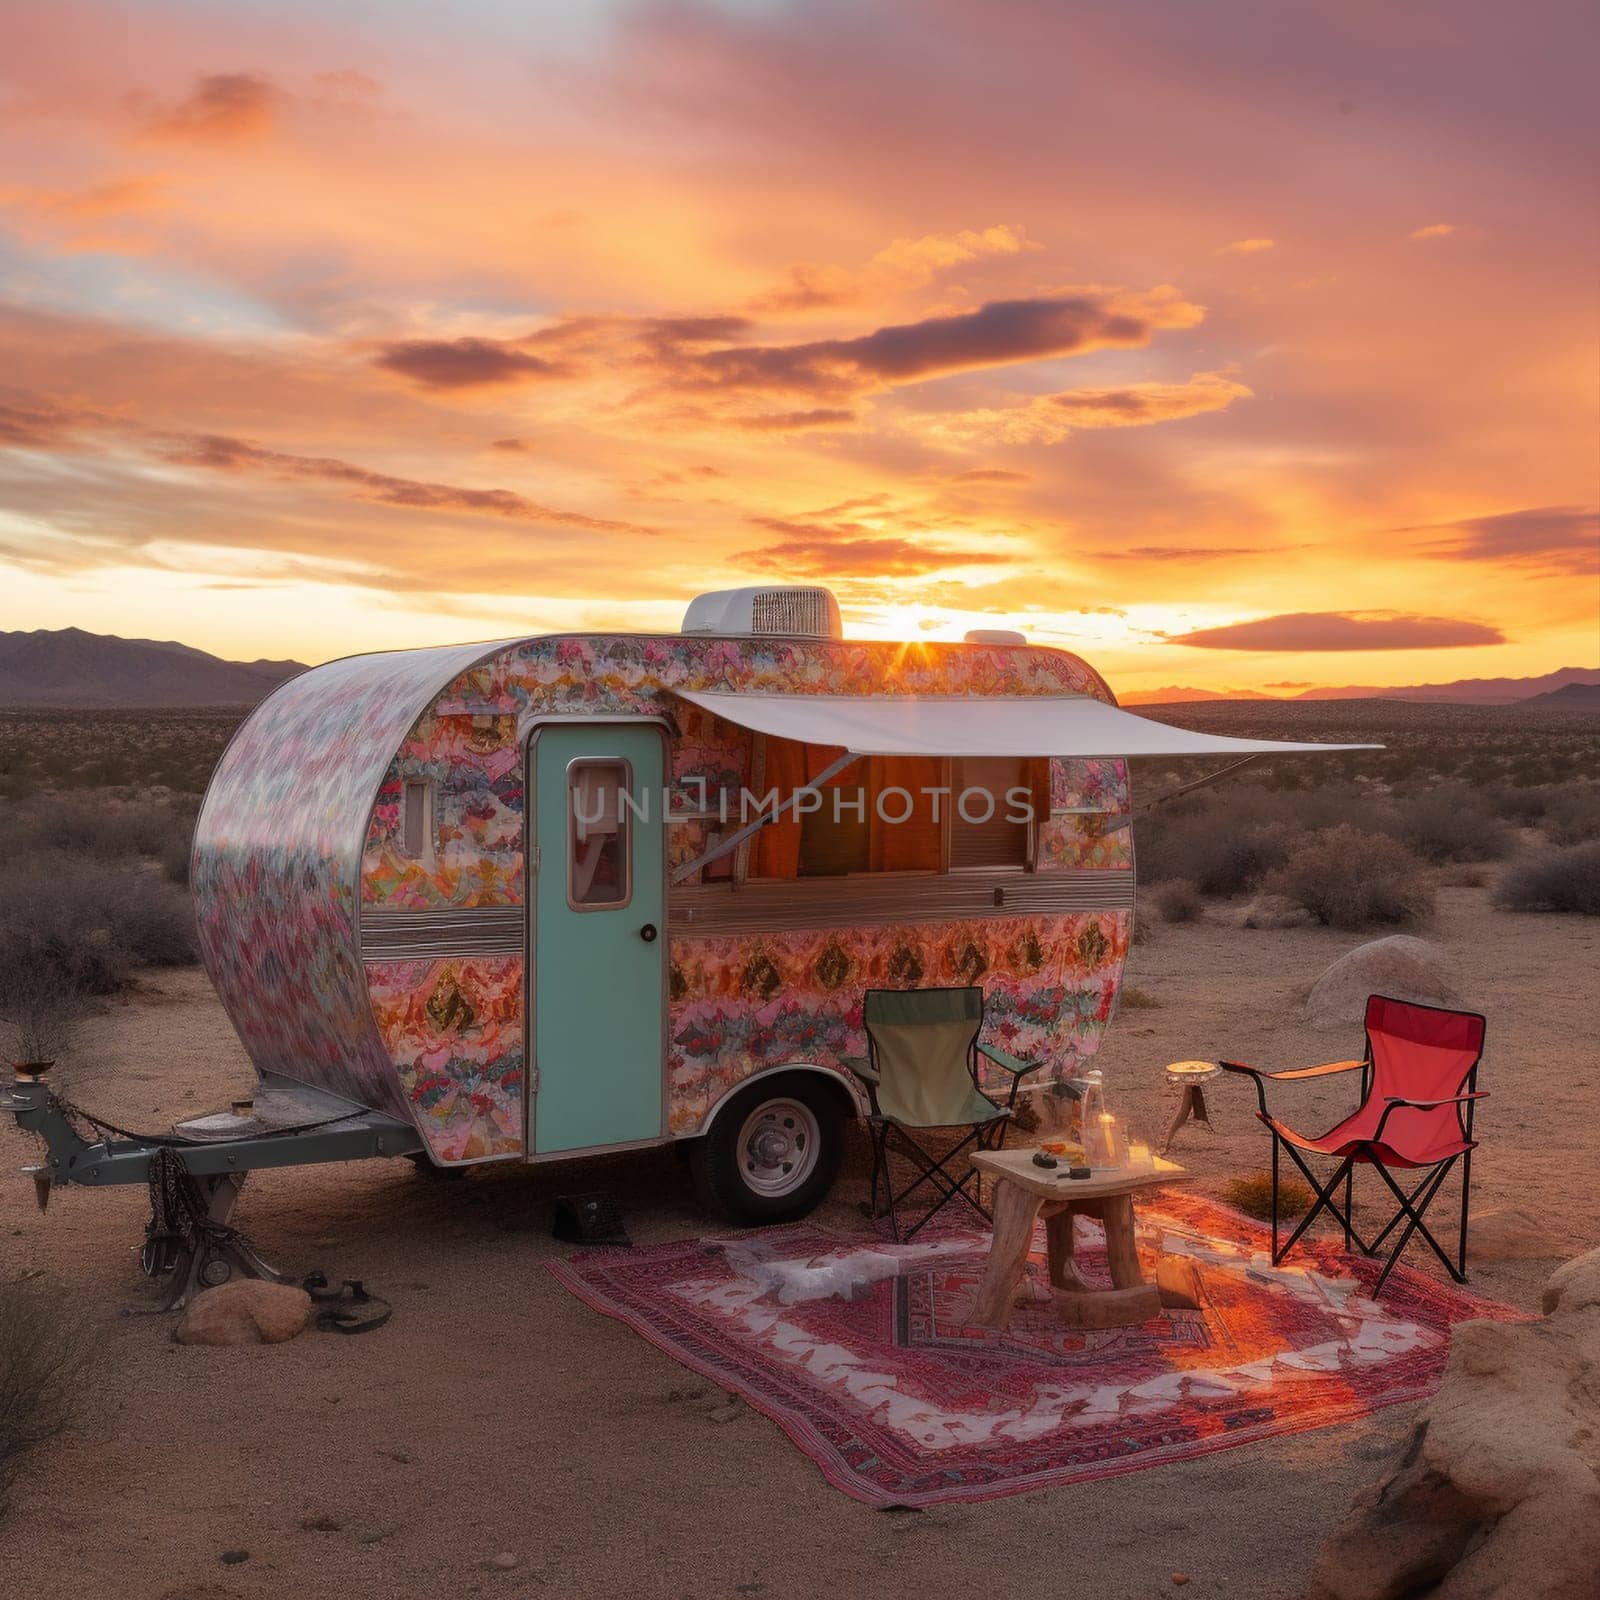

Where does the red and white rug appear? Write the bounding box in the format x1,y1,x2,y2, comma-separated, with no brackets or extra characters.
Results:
548,1192,1527,1507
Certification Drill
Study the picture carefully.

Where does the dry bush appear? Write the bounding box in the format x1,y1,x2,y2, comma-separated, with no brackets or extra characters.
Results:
1493,840,1600,915
0,856,197,1001
1152,880,1204,923
1224,1171,1314,1221
1385,784,1513,863
1434,862,1489,888
1542,783,1600,846
0,961,84,1067
0,1280,92,1520
1266,824,1434,930
1138,807,1296,896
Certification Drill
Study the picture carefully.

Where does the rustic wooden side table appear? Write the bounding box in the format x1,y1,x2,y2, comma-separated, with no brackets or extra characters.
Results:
966,1151,1193,1329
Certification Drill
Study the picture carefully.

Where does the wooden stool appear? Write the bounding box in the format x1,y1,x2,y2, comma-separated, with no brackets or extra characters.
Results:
1160,1060,1220,1155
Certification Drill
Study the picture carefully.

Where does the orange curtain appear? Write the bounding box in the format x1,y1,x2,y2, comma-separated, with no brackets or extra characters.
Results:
867,756,944,872
750,740,853,879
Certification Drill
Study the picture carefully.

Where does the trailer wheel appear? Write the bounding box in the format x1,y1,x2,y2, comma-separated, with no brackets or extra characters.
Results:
690,1074,844,1225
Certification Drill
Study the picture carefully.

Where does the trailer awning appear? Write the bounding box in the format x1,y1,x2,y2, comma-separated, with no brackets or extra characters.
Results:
674,691,1378,759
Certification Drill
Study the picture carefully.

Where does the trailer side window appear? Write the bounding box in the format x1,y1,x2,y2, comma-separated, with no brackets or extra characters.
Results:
749,742,944,878
567,759,632,909
401,780,432,857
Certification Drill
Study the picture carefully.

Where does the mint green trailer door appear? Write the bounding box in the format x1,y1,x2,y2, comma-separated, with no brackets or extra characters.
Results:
530,722,666,1153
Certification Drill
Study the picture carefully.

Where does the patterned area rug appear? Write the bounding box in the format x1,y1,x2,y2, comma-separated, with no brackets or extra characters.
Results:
548,1192,1527,1507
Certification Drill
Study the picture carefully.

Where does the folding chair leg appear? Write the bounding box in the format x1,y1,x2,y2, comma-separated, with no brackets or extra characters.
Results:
1458,1149,1472,1278
1274,1152,1357,1266
1367,1167,1441,1254
1271,1135,1279,1262
1343,1163,1353,1251
1369,1157,1464,1292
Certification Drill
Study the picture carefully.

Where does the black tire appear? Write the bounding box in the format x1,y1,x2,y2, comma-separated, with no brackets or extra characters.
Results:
689,1072,846,1225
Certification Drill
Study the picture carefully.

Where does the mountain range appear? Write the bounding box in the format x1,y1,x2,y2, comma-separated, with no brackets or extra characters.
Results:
0,627,1595,709
0,628,307,707
1121,665,1600,707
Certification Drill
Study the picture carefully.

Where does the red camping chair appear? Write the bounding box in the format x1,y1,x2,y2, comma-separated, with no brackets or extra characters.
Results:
1221,995,1487,1295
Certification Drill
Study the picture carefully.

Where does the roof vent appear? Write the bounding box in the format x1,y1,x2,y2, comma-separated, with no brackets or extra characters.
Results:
681,586,843,640
964,628,1028,646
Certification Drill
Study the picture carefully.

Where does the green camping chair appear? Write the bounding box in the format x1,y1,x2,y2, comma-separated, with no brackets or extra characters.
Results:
847,986,1046,1240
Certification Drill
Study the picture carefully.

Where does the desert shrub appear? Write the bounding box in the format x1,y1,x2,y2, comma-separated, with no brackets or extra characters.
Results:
1434,862,1489,888
0,1280,92,1520
1120,985,1162,1009
1266,824,1434,929
0,958,84,1067
1483,782,1553,826
1223,1172,1313,1221
1542,784,1600,846
1385,784,1513,863
159,829,192,885
111,875,198,966
1152,880,1203,923
42,796,186,861
1138,807,1296,896
0,857,198,1001
1493,841,1600,915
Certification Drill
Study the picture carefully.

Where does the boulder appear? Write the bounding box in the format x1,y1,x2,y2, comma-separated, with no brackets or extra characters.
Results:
1471,1208,1562,1263
1305,935,1459,1029
1306,1248,1600,1600
174,1279,313,1346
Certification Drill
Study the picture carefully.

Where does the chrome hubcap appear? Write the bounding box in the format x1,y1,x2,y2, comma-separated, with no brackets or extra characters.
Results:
737,1097,821,1198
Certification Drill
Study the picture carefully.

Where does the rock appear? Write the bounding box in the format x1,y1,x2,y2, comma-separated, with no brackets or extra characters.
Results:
1471,1208,1561,1263
707,1402,742,1424
487,1553,520,1571
1306,1248,1600,1600
1305,935,1459,1029
1236,893,1314,930
174,1280,313,1346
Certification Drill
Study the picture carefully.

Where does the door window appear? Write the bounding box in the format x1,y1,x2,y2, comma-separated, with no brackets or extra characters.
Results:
567,759,632,909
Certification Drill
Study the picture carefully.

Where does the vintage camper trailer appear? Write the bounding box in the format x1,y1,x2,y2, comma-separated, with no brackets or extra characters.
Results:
151,584,1359,1224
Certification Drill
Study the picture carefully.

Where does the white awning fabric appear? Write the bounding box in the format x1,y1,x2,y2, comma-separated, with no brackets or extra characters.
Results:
675,691,1378,759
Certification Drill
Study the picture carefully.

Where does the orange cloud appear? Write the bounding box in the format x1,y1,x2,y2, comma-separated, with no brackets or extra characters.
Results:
1409,222,1457,241
929,371,1250,445
746,224,1039,312
1169,612,1506,650
1222,238,1275,254
139,73,279,143
1400,505,1599,576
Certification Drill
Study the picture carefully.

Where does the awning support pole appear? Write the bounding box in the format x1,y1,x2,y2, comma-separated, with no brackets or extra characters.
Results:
670,750,860,885
1131,754,1260,819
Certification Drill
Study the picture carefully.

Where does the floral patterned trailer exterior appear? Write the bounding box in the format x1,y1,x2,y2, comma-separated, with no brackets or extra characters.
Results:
190,585,1370,1218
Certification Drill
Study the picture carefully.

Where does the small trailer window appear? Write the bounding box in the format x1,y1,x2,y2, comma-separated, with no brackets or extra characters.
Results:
568,759,632,909
401,780,432,857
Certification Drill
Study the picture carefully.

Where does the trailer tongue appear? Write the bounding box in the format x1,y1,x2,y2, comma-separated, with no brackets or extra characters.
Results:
3,1064,420,1308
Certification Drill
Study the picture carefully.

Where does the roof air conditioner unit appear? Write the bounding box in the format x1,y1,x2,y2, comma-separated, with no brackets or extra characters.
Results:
681,586,843,640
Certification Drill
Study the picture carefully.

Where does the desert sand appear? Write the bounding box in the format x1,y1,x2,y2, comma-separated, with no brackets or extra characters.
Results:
4,884,1596,1600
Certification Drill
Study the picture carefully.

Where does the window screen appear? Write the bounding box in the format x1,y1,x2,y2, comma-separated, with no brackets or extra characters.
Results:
567,759,632,908
949,758,1030,870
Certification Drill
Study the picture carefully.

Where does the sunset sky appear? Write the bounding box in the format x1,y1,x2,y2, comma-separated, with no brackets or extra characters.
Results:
1,0,1595,697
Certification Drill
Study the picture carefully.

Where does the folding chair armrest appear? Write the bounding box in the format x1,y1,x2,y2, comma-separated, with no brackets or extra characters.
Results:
1266,1059,1369,1081
1219,1060,1270,1116
1372,1091,1488,1145
840,1056,882,1116
976,1041,1046,1109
